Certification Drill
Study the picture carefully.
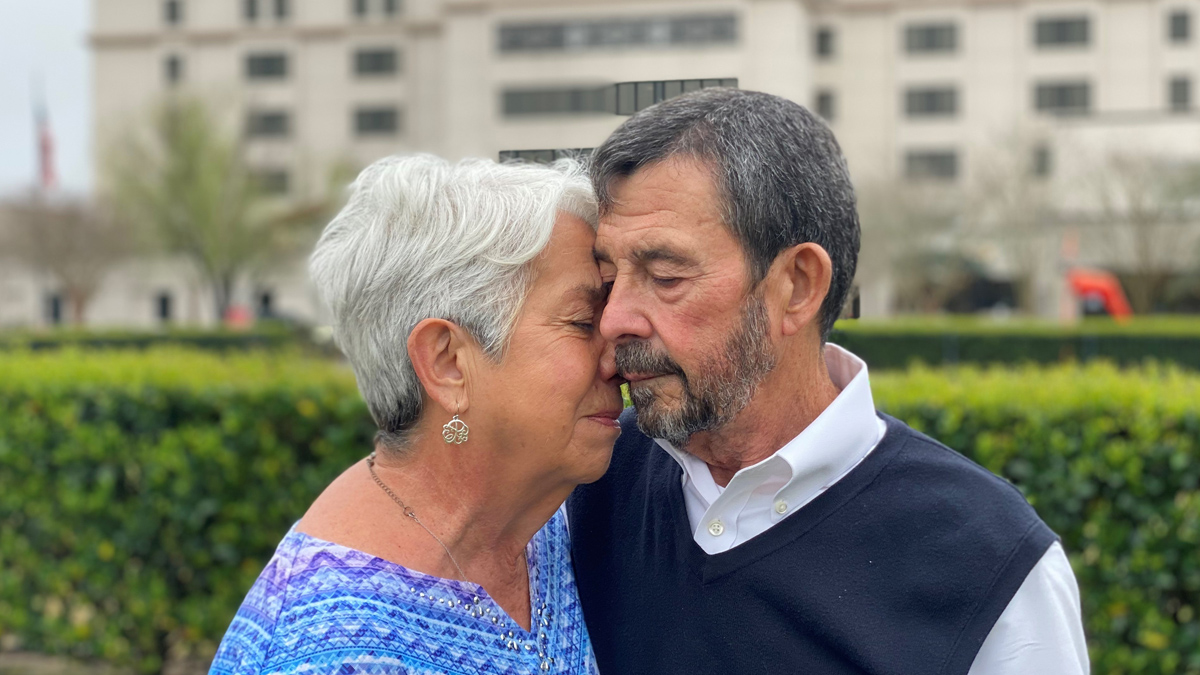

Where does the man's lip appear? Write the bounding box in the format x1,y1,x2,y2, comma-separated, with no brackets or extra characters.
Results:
622,373,667,383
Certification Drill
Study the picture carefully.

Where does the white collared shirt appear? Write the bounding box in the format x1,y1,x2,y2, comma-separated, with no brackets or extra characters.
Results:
657,344,1089,675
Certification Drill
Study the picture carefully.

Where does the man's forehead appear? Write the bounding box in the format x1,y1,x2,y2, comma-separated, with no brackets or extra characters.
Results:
606,157,718,209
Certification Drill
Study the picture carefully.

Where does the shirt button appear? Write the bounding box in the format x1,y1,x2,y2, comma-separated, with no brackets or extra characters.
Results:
707,520,725,536
774,500,789,515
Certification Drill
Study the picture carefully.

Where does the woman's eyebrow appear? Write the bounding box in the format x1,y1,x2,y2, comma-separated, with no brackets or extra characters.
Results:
567,283,607,305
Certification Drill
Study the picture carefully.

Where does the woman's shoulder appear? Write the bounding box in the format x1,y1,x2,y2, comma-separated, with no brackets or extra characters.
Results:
211,528,451,674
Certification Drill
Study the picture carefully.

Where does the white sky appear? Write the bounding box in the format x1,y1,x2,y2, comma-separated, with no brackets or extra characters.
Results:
0,0,92,199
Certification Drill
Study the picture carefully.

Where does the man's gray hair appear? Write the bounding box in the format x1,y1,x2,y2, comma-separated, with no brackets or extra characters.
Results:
590,88,860,341
310,154,597,447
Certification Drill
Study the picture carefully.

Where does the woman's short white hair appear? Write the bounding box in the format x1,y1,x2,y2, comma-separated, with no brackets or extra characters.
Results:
310,154,597,446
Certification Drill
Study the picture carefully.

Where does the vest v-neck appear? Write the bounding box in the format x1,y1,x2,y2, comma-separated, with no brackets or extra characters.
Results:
569,409,1059,675
662,414,909,584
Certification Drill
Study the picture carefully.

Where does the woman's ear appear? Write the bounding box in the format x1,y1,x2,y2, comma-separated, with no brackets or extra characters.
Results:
777,242,833,338
407,318,473,414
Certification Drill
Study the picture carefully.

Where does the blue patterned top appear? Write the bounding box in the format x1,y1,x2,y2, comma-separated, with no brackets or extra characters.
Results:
209,509,598,675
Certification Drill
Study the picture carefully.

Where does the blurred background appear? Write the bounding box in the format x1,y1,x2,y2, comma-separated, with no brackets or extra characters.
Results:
1,1,1199,674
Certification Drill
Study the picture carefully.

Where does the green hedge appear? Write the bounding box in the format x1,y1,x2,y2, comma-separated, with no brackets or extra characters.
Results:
0,349,373,672
873,362,1200,674
830,316,1200,370
0,349,1198,673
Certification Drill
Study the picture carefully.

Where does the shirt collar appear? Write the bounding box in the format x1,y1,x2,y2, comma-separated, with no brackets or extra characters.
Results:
656,344,882,510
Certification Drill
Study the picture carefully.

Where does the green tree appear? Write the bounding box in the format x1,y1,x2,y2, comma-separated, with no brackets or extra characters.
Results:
108,98,337,321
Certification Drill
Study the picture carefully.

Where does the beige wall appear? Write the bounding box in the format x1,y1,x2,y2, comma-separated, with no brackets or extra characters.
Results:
18,0,1198,328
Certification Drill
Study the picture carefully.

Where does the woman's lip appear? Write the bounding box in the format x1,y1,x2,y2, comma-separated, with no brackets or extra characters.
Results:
586,415,622,429
585,410,623,429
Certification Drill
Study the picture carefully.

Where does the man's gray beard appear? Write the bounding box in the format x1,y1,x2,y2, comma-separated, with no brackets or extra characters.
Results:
615,292,777,448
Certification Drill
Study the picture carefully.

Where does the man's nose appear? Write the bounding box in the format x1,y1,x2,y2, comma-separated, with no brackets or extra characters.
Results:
599,278,654,343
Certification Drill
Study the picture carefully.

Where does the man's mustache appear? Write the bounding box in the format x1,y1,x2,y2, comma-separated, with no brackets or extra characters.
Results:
614,341,686,381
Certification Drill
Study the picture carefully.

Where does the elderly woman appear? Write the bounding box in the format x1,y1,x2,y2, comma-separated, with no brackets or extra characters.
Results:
209,155,623,674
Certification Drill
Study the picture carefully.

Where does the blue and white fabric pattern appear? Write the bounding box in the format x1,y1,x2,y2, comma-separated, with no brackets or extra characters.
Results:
209,509,598,675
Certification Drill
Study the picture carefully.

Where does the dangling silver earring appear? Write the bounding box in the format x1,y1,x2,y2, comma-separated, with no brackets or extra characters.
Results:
442,407,469,445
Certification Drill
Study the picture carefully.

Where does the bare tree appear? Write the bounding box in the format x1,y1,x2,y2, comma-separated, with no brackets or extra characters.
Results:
106,97,337,322
0,194,131,325
965,133,1061,315
1089,152,1195,314
855,177,965,314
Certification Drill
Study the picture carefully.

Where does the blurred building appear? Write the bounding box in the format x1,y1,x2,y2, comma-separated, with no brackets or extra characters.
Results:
4,0,1200,328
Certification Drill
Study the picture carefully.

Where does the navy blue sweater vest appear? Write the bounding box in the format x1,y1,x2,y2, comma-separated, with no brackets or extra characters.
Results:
567,412,1057,675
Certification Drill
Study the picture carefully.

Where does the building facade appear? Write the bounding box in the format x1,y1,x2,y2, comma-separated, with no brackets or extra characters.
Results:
3,0,1199,328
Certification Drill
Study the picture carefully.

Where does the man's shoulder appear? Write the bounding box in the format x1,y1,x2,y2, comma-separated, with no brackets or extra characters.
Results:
867,414,1053,542
879,414,1036,505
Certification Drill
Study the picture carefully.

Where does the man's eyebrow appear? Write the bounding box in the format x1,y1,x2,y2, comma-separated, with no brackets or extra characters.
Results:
593,248,612,264
630,247,695,267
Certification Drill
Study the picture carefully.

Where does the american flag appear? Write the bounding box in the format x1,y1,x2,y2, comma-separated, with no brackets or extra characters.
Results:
34,85,57,191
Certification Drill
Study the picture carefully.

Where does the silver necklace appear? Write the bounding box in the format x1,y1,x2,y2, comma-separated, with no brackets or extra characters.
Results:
366,451,470,584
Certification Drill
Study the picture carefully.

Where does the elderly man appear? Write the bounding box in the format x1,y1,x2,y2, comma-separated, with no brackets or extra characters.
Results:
568,89,1088,674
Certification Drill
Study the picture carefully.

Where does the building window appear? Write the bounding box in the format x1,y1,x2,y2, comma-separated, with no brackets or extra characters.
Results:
164,0,183,26
384,0,400,16
244,0,258,21
274,0,290,20
502,79,736,118
1033,144,1052,177
246,110,291,138
905,150,958,181
45,293,63,325
816,89,835,121
905,86,958,117
164,54,184,85
355,106,401,135
499,148,593,163
156,292,173,323
905,22,957,53
258,290,274,318
1035,16,1090,47
355,48,399,76
1170,10,1190,43
1035,81,1091,115
255,169,290,195
614,78,736,115
1170,76,1191,111
498,14,738,53
815,27,835,58
246,53,288,80
505,87,614,116
353,0,368,18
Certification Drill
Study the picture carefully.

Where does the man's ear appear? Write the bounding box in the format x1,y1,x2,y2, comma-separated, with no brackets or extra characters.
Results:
407,318,473,414
776,243,833,338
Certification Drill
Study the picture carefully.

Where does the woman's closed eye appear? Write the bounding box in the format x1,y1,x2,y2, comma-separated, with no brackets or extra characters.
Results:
571,316,597,333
